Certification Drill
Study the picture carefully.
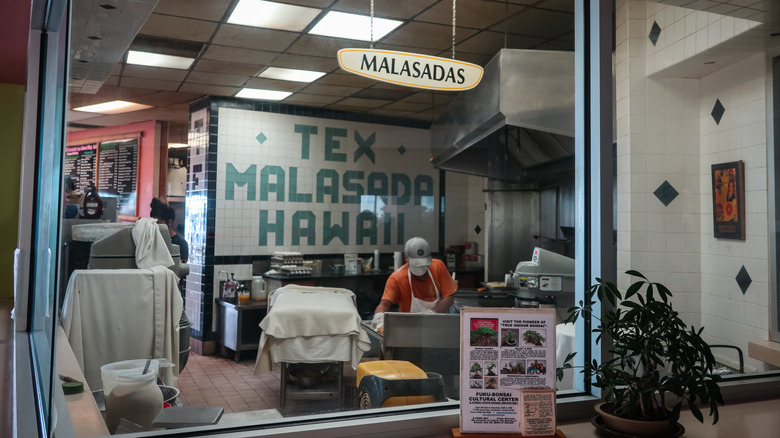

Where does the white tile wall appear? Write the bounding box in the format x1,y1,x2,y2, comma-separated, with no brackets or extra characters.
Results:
215,108,437,256
616,0,771,372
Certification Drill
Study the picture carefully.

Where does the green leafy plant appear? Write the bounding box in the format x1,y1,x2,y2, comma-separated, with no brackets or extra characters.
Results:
502,330,518,345
557,270,723,425
470,326,498,346
522,330,545,346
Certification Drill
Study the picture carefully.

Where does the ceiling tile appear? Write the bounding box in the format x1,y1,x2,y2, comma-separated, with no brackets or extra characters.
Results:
202,45,279,65
491,8,574,39
193,59,264,77
324,104,374,112
332,0,438,19
150,0,232,21
353,87,415,101
178,83,239,96
120,77,183,91
415,1,524,29
121,65,189,81
372,43,441,55
187,71,252,87
269,53,339,72
533,39,575,51
337,97,393,108
138,14,218,42
299,83,363,96
281,93,343,106
316,72,378,87
401,91,439,103
368,108,417,118
212,24,299,51
534,0,575,13
127,91,203,107
244,77,309,92
442,50,493,66
381,22,478,51
286,34,362,57
383,100,432,112
275,0,335,7
454,31,549,55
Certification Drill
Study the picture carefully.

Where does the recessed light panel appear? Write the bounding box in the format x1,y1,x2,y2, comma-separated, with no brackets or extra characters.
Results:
73,100,154,114
259,67,326,83
236,88,292,101
309,11,403,41
127,50,195,69
228,0,321,31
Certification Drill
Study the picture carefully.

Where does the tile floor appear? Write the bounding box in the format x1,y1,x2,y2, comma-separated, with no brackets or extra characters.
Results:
177,352,361,417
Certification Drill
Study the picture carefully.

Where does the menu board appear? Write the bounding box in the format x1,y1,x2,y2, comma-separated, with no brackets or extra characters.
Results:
459,307,557,434
97,138,138,216
64,143,98,191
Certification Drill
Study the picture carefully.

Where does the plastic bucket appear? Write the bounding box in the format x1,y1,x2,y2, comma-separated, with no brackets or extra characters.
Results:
101,359,159,396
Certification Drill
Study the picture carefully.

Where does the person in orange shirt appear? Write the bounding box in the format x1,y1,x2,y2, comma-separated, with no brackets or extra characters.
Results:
371,237,458,331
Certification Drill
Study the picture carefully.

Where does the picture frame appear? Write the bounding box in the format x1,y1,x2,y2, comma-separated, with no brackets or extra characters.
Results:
711,161,745,240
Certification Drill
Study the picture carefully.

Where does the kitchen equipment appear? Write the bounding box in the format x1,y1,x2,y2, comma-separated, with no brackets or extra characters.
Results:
373,250,380,270
105,371,163,433
512,247,575,322
251,276,267,301
101,359,160,396
331,264,345,275
356,360,446,409
221,272,238,301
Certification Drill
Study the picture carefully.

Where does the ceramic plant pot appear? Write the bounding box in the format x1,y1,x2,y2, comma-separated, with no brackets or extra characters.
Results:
594,402,675,437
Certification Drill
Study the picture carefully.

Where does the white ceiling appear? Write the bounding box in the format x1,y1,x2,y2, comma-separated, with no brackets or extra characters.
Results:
66,0,780,143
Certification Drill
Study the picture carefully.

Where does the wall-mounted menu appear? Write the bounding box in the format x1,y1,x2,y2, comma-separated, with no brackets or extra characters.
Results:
64,143,98,191
97,138,138,216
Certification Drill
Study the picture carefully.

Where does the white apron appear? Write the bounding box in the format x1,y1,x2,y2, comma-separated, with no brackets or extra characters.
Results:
408,268,440,313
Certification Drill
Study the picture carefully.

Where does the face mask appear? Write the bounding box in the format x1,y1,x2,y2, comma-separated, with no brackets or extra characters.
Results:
409,266,428,276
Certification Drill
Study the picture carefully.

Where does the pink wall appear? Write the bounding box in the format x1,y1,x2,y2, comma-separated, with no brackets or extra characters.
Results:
67,120,159,218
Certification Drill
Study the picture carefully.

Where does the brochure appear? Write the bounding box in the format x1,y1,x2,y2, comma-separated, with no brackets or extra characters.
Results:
459,307,556,434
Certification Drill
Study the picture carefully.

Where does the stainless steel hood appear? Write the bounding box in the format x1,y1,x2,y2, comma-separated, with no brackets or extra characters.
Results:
431,49,575,184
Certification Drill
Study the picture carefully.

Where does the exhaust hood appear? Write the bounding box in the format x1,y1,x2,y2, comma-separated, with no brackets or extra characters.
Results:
430,49,575,184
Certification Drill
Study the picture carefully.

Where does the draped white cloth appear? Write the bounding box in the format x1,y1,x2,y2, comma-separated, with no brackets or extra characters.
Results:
132,218,174,269
61,267,183,390
254,285,371,374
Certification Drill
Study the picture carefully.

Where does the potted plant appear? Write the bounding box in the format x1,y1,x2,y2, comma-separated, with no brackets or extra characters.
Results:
522,329,545,346
502,329,518,346
470,362,483,379
558,270,723,436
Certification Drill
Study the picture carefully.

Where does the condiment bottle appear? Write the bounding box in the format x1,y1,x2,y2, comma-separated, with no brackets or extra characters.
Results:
222,273,238,301
81,185,103,219
237,283,250,305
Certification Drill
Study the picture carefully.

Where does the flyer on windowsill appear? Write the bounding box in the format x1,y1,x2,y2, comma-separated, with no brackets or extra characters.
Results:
459,307,557,434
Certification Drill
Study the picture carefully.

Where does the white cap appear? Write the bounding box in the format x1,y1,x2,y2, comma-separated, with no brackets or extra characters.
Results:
404,237,432,269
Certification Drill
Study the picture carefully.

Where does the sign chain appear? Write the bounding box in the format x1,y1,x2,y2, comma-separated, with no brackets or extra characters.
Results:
452,0,456,59
370,0,375,49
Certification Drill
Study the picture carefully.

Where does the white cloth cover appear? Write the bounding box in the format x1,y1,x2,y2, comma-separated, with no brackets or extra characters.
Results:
132,218,174,269
254,285,371,374
61,267,183,390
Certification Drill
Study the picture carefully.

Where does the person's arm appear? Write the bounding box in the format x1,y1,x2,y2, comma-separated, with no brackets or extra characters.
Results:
433,294,454,313
374,299,393,315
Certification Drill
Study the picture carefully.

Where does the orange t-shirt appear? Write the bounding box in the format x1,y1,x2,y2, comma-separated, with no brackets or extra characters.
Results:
381,259,458,312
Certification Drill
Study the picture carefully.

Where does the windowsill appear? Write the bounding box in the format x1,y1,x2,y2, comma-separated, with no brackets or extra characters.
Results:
55,325,109,437
748,339,780,367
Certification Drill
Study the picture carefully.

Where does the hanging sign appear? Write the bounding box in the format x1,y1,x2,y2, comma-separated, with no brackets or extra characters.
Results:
337,48,483,91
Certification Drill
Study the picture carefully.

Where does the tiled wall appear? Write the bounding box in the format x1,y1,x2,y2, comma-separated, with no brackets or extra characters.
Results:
616,0,771,372
699,53,769,371
444,172,487,252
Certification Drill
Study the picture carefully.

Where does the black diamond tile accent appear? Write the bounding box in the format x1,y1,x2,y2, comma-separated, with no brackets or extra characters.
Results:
736,265,752,295
653,180,678,207
398,145,406,155
649,21,661,46
711,99,725,125
474,225,482,235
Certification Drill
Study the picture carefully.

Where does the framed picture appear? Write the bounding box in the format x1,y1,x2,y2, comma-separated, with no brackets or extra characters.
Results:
711,161,745,240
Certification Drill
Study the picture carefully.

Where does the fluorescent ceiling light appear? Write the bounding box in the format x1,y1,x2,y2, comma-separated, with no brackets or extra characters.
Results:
227,0,321,31
259,67,325,83
168,143,188,149
236,88,292,101
309,11,403,41
127,50,194,69
73,100,154,114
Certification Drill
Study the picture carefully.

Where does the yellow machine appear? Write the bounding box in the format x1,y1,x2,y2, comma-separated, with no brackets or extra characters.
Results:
356,360,446,409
